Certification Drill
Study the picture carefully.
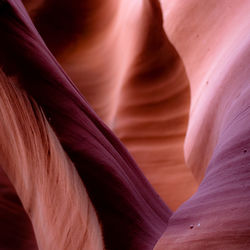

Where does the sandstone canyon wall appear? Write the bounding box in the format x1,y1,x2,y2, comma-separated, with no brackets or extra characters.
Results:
0,0,249,249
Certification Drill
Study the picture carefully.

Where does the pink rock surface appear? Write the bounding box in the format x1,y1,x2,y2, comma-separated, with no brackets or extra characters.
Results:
0,0,249,249
155,0,250,249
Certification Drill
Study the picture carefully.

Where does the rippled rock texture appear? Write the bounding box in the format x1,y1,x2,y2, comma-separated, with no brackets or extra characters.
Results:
0,0,249,249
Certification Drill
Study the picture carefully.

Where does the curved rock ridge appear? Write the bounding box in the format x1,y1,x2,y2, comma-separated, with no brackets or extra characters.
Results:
161,0,250,180
22,0,198,210
155,39,250,250
0,0,249,249
155,0,250,249
0,1,171,249
23,0,143,126
0,69,103,250
113,0,197,210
